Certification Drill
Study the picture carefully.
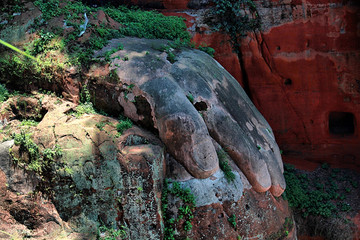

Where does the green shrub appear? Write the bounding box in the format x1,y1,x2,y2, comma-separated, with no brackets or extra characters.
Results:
104,7,190,42
116,117,133,135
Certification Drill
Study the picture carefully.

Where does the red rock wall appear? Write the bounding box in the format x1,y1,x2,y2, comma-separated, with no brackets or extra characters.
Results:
241,1,360,171
132,0,360,171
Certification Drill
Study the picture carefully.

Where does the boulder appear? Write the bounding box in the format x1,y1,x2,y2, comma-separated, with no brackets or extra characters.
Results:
90,37,285,196
0,45,294,238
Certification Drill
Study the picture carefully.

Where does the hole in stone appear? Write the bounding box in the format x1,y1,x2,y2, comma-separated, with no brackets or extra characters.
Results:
329,112,355,136
284,79,292,85
10,208,37,229
10,98,48,122
194,101,208,111
245,204,250,210
134,96,158,135
276,46,281,50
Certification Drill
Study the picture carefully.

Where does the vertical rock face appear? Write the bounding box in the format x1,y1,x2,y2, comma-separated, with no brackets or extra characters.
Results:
141,0,360,170
242,0,360,171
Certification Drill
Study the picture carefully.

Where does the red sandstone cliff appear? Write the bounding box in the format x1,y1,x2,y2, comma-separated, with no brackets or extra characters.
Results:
134,0,360,171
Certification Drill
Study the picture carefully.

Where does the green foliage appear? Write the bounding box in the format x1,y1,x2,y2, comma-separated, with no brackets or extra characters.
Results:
104,7,190,42
29,31,58,55
73,102,96,118
116,117,133,136
198,44,215,57
102,44,124,62
0,84,9,102
20,119,39,127
0,0,25,26
34,0,63,21
97,225,127,240
96,121,106,131
71,84,96,118
0,32,68,88
162,179,196,240
227,214,237,229
1,0,191,90
283,164,357,218
209,0,260,53
217,149,236,183
11,130,62,174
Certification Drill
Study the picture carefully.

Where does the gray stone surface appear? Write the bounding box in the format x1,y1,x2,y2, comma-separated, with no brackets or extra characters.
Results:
174,170,243,207
97,37,286,196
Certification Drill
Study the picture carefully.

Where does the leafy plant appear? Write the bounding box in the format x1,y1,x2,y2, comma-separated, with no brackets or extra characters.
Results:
198,44,215,57
217,149,236,182
0,84,9,102
228,214,237,229
102,44,124,62
162,179,196,240
96,121,106,131
34,0,63,21
20,119,39,127
104,6,190,42
266,217,294,240
116,117,133,136
11,130,62,175
97,225,127,240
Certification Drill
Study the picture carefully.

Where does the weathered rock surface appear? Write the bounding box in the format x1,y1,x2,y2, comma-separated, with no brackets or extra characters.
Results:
154,0,360,171
90,37,285,197
0,93,295,239
0,95,166,239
